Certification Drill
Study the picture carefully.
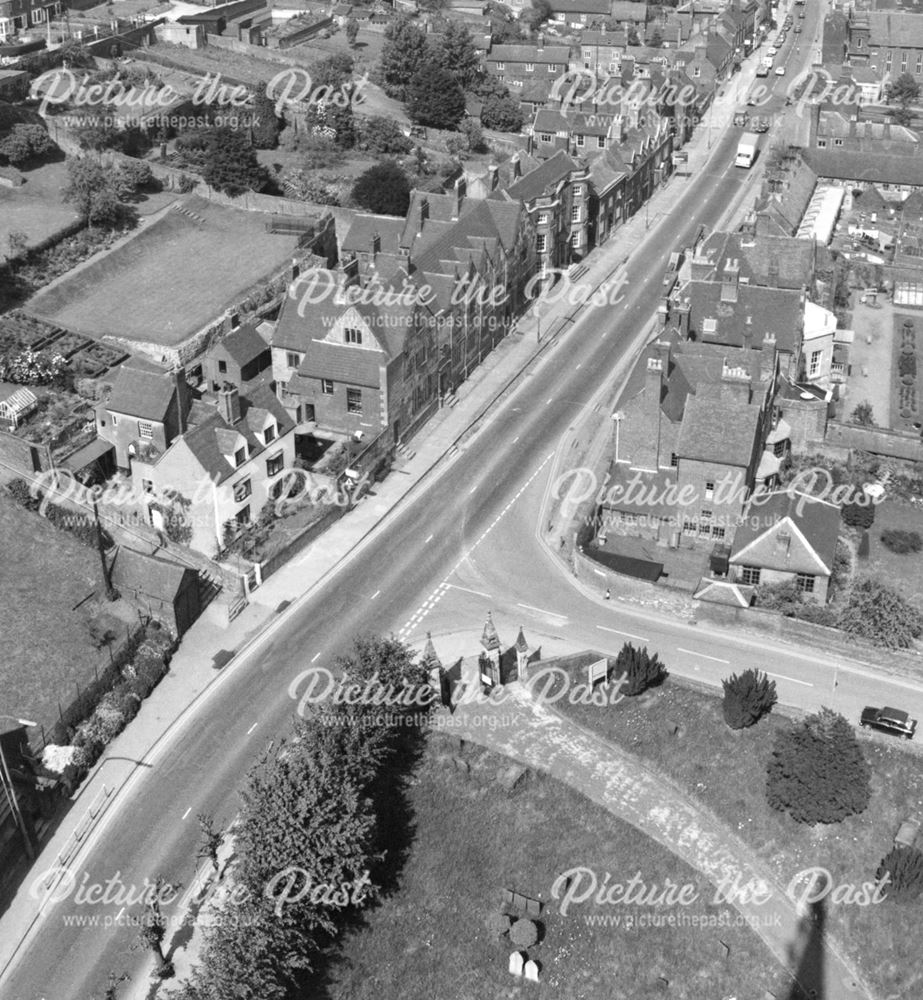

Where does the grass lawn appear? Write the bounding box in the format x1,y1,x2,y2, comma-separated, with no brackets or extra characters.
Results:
24,196,300,346
860,500,923,610
0,160,80,262
326,734,807,1000
0,496,127,739
551,671,923,999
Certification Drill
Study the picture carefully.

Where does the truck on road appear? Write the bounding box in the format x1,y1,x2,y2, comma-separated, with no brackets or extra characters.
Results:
735,131,760,168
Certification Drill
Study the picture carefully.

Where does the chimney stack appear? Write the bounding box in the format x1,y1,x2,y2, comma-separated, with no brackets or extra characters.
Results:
218,382,241,425
511,152,522,178
172,365,187,436
453,175,466,219
721,361,751,402
761,332,777,381
488,163,499,191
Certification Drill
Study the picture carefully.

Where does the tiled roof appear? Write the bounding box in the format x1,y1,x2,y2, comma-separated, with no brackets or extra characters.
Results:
730,489,840,574
341,214,406,256
804,149,923,187
684,280,803,354
297,339,385,388
677,392,760,467
610,0,648,20
107,362,178,422
869,10,923,47
210,323,270,367
549,0,611,13
486,43,572,63
502,149,578,203
694,232,814,289
109,546,194,602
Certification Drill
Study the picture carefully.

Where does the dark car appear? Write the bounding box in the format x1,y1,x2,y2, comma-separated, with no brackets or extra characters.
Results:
861,706,917,739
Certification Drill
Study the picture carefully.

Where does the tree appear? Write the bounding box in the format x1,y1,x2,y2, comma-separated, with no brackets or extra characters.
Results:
345,17,359,46
876,846,923,902
627,26,641,45
889,72,919,125
721,669,777,729
526,0,553,31
509,918,539,947
311,52,355,90
7,230,28,258
766,708,871,825
196,813,225,877
850,401,875,426
356,115,412,154
0,124,55,165
407,63,466,130
101,972,130,1000
137,877,177,978
351,160,411,215
200,128,268,196
838,578,923,649
439,23,480,89
460,117,485,152
615,642,668,697
841,495,875,529
649,28,663,47
379,16,431,100
481,92,524,132
112,159,155,201
62,157,130,229
250,85,282,149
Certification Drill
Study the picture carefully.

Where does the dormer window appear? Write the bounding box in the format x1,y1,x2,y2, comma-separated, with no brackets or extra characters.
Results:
235,446,247,467
345,327,362,345
264,423,276,444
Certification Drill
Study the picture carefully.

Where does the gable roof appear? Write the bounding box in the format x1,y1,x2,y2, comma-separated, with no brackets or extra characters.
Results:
683,280,803,354
729,490,840,574
107,361,179,422
693,232,814,289
501,149,579,203
109,546,195,603
677,392,760,467
209,323,270,367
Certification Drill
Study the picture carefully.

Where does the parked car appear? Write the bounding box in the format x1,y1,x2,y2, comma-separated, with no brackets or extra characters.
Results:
767,46,777,55
794,25,802,33
861,706,918,739
775,65,786,75
895,818,921,849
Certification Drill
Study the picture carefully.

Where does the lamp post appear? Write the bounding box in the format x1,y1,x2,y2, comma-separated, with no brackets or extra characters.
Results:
612,411,625,463
0,716,37,860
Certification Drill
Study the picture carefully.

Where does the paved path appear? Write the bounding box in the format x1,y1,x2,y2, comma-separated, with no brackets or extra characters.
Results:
442,670,872,1000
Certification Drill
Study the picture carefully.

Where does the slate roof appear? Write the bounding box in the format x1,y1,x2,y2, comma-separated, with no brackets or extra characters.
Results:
109,546,195,602
549,0,611,14
486,43,572,64
609,0,647,21
501,149,578,203
684,280,803,355
107,362,179,422
868,10,923,47
341,214,406,257
693,232,814,289
730,490,840,574
677,392,760,467
210,323,270,367
804,149,923,187
297,339,386,388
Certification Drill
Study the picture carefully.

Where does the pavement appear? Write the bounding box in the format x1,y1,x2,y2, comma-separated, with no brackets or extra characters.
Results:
0,38,781,991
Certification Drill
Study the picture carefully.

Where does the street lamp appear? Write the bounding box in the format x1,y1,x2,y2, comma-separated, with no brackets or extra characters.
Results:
611,411,625,463
0,716,37,860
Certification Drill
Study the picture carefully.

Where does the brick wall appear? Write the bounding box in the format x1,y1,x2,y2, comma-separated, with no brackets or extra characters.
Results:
0,430,52,485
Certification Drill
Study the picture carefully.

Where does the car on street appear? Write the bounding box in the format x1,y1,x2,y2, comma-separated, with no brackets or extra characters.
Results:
794,25,802,33
861,706,918,739
767,46,777,55
775,65,786,75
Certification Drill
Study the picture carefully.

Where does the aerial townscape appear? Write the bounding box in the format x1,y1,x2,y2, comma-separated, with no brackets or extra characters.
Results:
4,0,923,995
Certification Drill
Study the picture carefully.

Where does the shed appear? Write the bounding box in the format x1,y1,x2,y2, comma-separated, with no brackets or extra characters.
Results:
108,546,202,637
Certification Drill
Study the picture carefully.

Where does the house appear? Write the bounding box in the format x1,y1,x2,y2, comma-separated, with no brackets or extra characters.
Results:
548,0,611,28
0,0,60,41
689,230,816,291
202,322,273,393
800,300,839,386
108,545,203,636
96,361,193,472
847,10,923,85
485,37,571,90
753,149,819,238
609,0,648,24
599,333,783,546
127,383,297,557
572,29,626,77
729,490,841,603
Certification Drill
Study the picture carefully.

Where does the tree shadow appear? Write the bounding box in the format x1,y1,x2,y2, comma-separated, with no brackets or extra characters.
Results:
786,897,826,1000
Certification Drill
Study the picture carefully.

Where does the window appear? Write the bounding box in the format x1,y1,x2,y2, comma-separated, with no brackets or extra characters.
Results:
264,423,276,443
218,359,227,373
740,565,761,585
32,6,45,22
773,439,787,457
583,48,593,59
571,204,581,223
537,211,549,225
573,187,582,201
711,525,726,539
693,66,701,78
234,446,247,467
236,504,251,527
321,379,334,394
269,478,285,500
571,231,580,248
540,132,553,142
344,327,362,345
346,387,362,414
286,351,302,369
682,519,696,534
917,55,922,74
111,414,118,426
705,481,715,501
266,451,284,477
138,421,153,439
808,349,822,378
700,509,713,521
142,479,154,494
597,135,606,148
526,62,534,72
902,54,908,72
817,138,827,148
495,61,505,70
575,134,585,146
536,234,547,253
795,572,815,593
548,64,558,72
233,478,252,503
886,53,892,70
670,452,679,467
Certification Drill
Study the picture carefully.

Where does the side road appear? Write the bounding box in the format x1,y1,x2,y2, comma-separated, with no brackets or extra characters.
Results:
427,630,871,1000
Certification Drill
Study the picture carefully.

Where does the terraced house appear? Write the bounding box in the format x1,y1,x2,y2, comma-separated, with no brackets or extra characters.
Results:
0,0,60,41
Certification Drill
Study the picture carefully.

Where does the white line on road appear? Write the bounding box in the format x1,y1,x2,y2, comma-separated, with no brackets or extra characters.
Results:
512,436,519,443
766,671,815,688
116,907,125,921
181,808,191,820
546,398,553,405
424,534,433,544
576,363,582,369
370,590,380,600
247,723,257,735
518,602,567,619
311,652,320,662
677,647,730,664
597,625,649,642
447,583,492,598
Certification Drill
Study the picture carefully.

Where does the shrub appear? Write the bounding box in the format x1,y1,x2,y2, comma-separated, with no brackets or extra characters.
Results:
509,918,538,948
876,846,923,902
880,528,923,554
841,497,875,529
351,160,411,216
178,173,196,193
615,642,668,696
721,669,777,729
766,708,871,825
838,577,923,648
6,478,40,511
485,911,511,937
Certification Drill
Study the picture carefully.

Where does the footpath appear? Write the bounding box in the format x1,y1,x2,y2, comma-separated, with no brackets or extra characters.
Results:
0,59,759,986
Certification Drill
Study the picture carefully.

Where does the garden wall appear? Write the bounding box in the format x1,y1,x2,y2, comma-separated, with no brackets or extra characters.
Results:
573,546,695,616
825,421,923,463
0,430,53,485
